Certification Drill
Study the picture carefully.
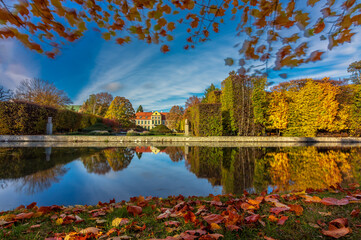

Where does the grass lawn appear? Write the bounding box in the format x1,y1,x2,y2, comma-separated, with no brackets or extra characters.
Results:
0,184,360,239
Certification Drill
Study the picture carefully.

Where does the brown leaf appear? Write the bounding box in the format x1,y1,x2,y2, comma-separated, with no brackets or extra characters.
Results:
26,202,37,209
127,205,142,216
79,227,100,235
322,218,351,239
164,221,180,227
157,210,171,220
183,211,197,224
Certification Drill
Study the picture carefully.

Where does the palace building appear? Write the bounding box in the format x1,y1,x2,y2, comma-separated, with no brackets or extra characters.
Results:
135,111,168,130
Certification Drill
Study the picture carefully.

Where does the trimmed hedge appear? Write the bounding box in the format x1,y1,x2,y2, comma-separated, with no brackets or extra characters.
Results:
0,101,119,135
191,103,222,137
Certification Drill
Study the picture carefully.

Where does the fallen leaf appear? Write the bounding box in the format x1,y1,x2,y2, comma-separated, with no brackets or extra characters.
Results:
351,209,360,217
308,223,321,228
270,207,289,215
321,198,349,206
268,215,278,222
55,218,63,225
203,214,224,224
15,212,34,220
210,223,221,230
321,218,351,239
264,236,277,240
30,224,41,229
157,210,171,220
277,216,288,225
127,205,142,216
245,214,260,223
318,211,332,216
164,221,180,227
302,195,322,203
112,218,129,227
79,227,100,235
289,204,303,216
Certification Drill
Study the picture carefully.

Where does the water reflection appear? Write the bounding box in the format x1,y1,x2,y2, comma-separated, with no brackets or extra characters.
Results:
0,146,360,200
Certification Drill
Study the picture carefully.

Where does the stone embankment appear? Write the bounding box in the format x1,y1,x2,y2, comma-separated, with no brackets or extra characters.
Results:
1,135,361,148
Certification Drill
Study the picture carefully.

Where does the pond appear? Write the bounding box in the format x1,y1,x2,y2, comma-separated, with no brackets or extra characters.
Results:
0,144,360,211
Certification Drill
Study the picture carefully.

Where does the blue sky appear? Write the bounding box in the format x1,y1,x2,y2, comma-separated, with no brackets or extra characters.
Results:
1,6,361,112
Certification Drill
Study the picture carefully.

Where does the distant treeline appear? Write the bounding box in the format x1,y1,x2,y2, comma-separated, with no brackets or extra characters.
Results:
0,101,120,135
187,72,361,137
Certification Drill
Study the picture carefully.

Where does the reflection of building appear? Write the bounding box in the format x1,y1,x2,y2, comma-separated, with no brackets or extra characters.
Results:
135,111,168,130
135,146,165,154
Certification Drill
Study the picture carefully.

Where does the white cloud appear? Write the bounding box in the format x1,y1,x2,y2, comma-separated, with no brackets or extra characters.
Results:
74,37,235,110
0,40,38,90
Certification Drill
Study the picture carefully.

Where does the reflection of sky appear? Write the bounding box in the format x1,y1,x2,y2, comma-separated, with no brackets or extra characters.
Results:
0,152,221,211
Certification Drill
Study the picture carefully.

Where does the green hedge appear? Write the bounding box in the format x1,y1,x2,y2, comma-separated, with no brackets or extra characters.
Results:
0,101,119,135
191,103,222,136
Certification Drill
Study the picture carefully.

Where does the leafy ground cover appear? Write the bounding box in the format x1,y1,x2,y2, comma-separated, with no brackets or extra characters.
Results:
1,184,361,240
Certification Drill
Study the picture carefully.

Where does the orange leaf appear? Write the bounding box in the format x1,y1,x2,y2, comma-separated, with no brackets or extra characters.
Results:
183,211,197,224
314,20,325,34
289,204,303,216
268,215,278,222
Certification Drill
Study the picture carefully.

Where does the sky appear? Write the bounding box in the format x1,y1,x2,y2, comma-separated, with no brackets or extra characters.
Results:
1,3,361,112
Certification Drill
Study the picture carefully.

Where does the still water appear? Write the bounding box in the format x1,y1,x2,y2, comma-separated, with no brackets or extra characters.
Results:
0,145,360,211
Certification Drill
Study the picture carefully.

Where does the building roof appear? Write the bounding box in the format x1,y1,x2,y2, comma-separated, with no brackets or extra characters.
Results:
135,112,153,119
135,111,168,119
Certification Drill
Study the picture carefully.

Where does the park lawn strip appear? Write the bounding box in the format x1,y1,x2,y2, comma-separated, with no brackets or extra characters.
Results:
0,185,360,240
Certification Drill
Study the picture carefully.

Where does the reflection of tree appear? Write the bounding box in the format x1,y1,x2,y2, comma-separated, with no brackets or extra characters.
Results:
81,152,111,175
255,147,357,192
81,148,135,173
136,152,143,160
0,147,103,195
103,148,134,171
186,147,262,194
16,165,67,195
164,147,184,162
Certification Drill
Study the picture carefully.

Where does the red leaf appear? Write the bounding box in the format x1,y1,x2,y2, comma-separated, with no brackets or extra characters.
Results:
164,221,180,227
15,212,34,220
157,210,171,220
321,198,349,206
203,214,224,224
277,216,289,225
270,207,289,215
245,214,260,223
161,44,170,53
127,205,142,216
351,209,360,217
26,202,37,209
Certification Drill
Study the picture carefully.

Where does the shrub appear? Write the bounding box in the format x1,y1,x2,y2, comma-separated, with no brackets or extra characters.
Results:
150,124,172,134
0,101,117,135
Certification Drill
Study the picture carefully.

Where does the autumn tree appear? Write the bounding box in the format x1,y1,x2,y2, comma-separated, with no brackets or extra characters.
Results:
202,84,220,103
1,0,359,73
0,85,12,101
80,92,113,117
105,96,135,128
136,105,144,113
167,105,184,131
348,60,361,84
14,78,72,108
268,90,289,135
